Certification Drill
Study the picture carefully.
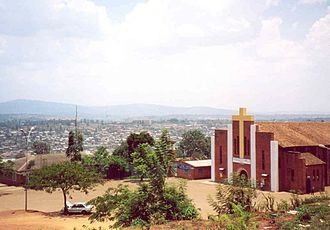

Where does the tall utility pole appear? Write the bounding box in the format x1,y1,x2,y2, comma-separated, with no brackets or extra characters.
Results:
20,127,35,212
75,105,78,134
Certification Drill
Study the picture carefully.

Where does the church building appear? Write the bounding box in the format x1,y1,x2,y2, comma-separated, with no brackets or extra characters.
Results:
211,108,330,193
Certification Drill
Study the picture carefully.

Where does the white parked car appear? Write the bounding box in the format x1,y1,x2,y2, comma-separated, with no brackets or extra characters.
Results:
63,201,94,214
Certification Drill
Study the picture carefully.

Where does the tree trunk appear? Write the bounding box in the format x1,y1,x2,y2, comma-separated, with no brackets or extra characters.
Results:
62,189,68,215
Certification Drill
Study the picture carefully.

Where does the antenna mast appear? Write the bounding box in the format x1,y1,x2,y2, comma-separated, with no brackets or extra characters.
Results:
75,105,78,134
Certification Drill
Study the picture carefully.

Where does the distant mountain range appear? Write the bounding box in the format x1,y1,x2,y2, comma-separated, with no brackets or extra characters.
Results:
0,99,235,120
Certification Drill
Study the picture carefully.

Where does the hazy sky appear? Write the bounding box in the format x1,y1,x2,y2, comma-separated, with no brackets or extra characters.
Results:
0,0,329,112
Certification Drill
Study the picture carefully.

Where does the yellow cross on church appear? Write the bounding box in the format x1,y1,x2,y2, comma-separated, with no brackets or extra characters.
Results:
232,108,254,158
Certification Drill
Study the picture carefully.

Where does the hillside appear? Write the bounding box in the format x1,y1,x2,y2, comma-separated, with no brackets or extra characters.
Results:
0,99,234,120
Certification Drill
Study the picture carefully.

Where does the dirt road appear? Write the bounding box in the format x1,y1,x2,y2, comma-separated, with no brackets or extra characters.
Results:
0,178,329,229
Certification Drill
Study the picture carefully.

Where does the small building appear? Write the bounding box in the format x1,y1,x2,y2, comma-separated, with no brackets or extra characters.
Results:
176,159,211,180
0,153,68,186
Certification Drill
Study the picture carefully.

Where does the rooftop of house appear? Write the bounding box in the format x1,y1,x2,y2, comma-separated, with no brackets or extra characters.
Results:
182,159,211,167
257,122,330,147
14,153,69,172
298,152,326,166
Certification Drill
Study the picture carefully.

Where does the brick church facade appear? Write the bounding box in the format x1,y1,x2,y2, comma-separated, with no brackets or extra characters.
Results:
211,108,330,193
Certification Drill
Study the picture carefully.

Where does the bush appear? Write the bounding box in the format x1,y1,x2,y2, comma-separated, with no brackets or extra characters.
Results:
289,190,302,209
89,181,198,228
302,193,330,204
209,203,258,230
209,173,257,214
277,200,290,212
297,206,312,222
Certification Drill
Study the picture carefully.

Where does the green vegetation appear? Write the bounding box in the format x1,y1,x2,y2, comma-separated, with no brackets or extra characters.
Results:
208,173,258,229
32,140,51,154
177,129,210,159
209,173,257,214
82,146,129,179
28,161,101,214
66,131,83,162
89,132,198,228
0,156,13,175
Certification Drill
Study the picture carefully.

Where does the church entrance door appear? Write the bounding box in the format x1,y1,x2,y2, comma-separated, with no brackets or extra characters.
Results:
239,169,248,180
306,177,311,194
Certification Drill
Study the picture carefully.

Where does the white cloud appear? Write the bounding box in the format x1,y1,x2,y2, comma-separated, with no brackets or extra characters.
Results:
0,0,329,112
299,0,326,4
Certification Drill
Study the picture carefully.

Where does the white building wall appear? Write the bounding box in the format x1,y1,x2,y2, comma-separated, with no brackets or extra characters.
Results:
211,129,215,181
250,124,257,186
227,124,233,178
270,141,279,192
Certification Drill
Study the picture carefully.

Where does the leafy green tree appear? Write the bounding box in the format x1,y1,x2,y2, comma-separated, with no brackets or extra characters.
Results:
28,161,101,214
107,155,129,179
178,129,210,159
0,156,13,175
83,146,129,179
89,137,198,228
127,132,154,161
113,141,129,158
32,140,51,154
66,131,83,162
131,129,175,181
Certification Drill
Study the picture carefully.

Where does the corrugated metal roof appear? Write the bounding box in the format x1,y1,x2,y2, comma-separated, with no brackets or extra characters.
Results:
183,159,211,167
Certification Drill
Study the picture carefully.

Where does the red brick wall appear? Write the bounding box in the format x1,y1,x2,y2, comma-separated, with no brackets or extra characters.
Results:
233,163,250,178
215,129,227,182
176,161,211,180
0,173,26,186
232,121,254,159
279,151,306,193
286,145,330,186
306,165,325,193
255,132,273,191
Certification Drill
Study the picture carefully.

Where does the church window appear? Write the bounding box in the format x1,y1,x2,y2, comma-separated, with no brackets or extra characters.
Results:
291,169,294,181
313,170,315,180
220,146,223,164
234,138,237,155
317,170,319,181
279,157,281,168
262,151,265,170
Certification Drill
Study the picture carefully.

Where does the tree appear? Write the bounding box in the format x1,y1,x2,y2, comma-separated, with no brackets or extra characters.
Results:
107,155,129,179
66,131,83,162
126,131,154,162
83,146,129,179
131,129,175,181
28,161,101,214
178,129,210,159
113,141,129,159
89,137,198,228
113,132,154,164
0,156,13,175
32,140,51,154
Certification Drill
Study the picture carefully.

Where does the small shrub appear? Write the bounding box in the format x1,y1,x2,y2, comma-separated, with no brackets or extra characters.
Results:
289,190,302,209
261,193,275,212
297,206,312,222
209,173,257,214
277,199,290,213
302,193,330,204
